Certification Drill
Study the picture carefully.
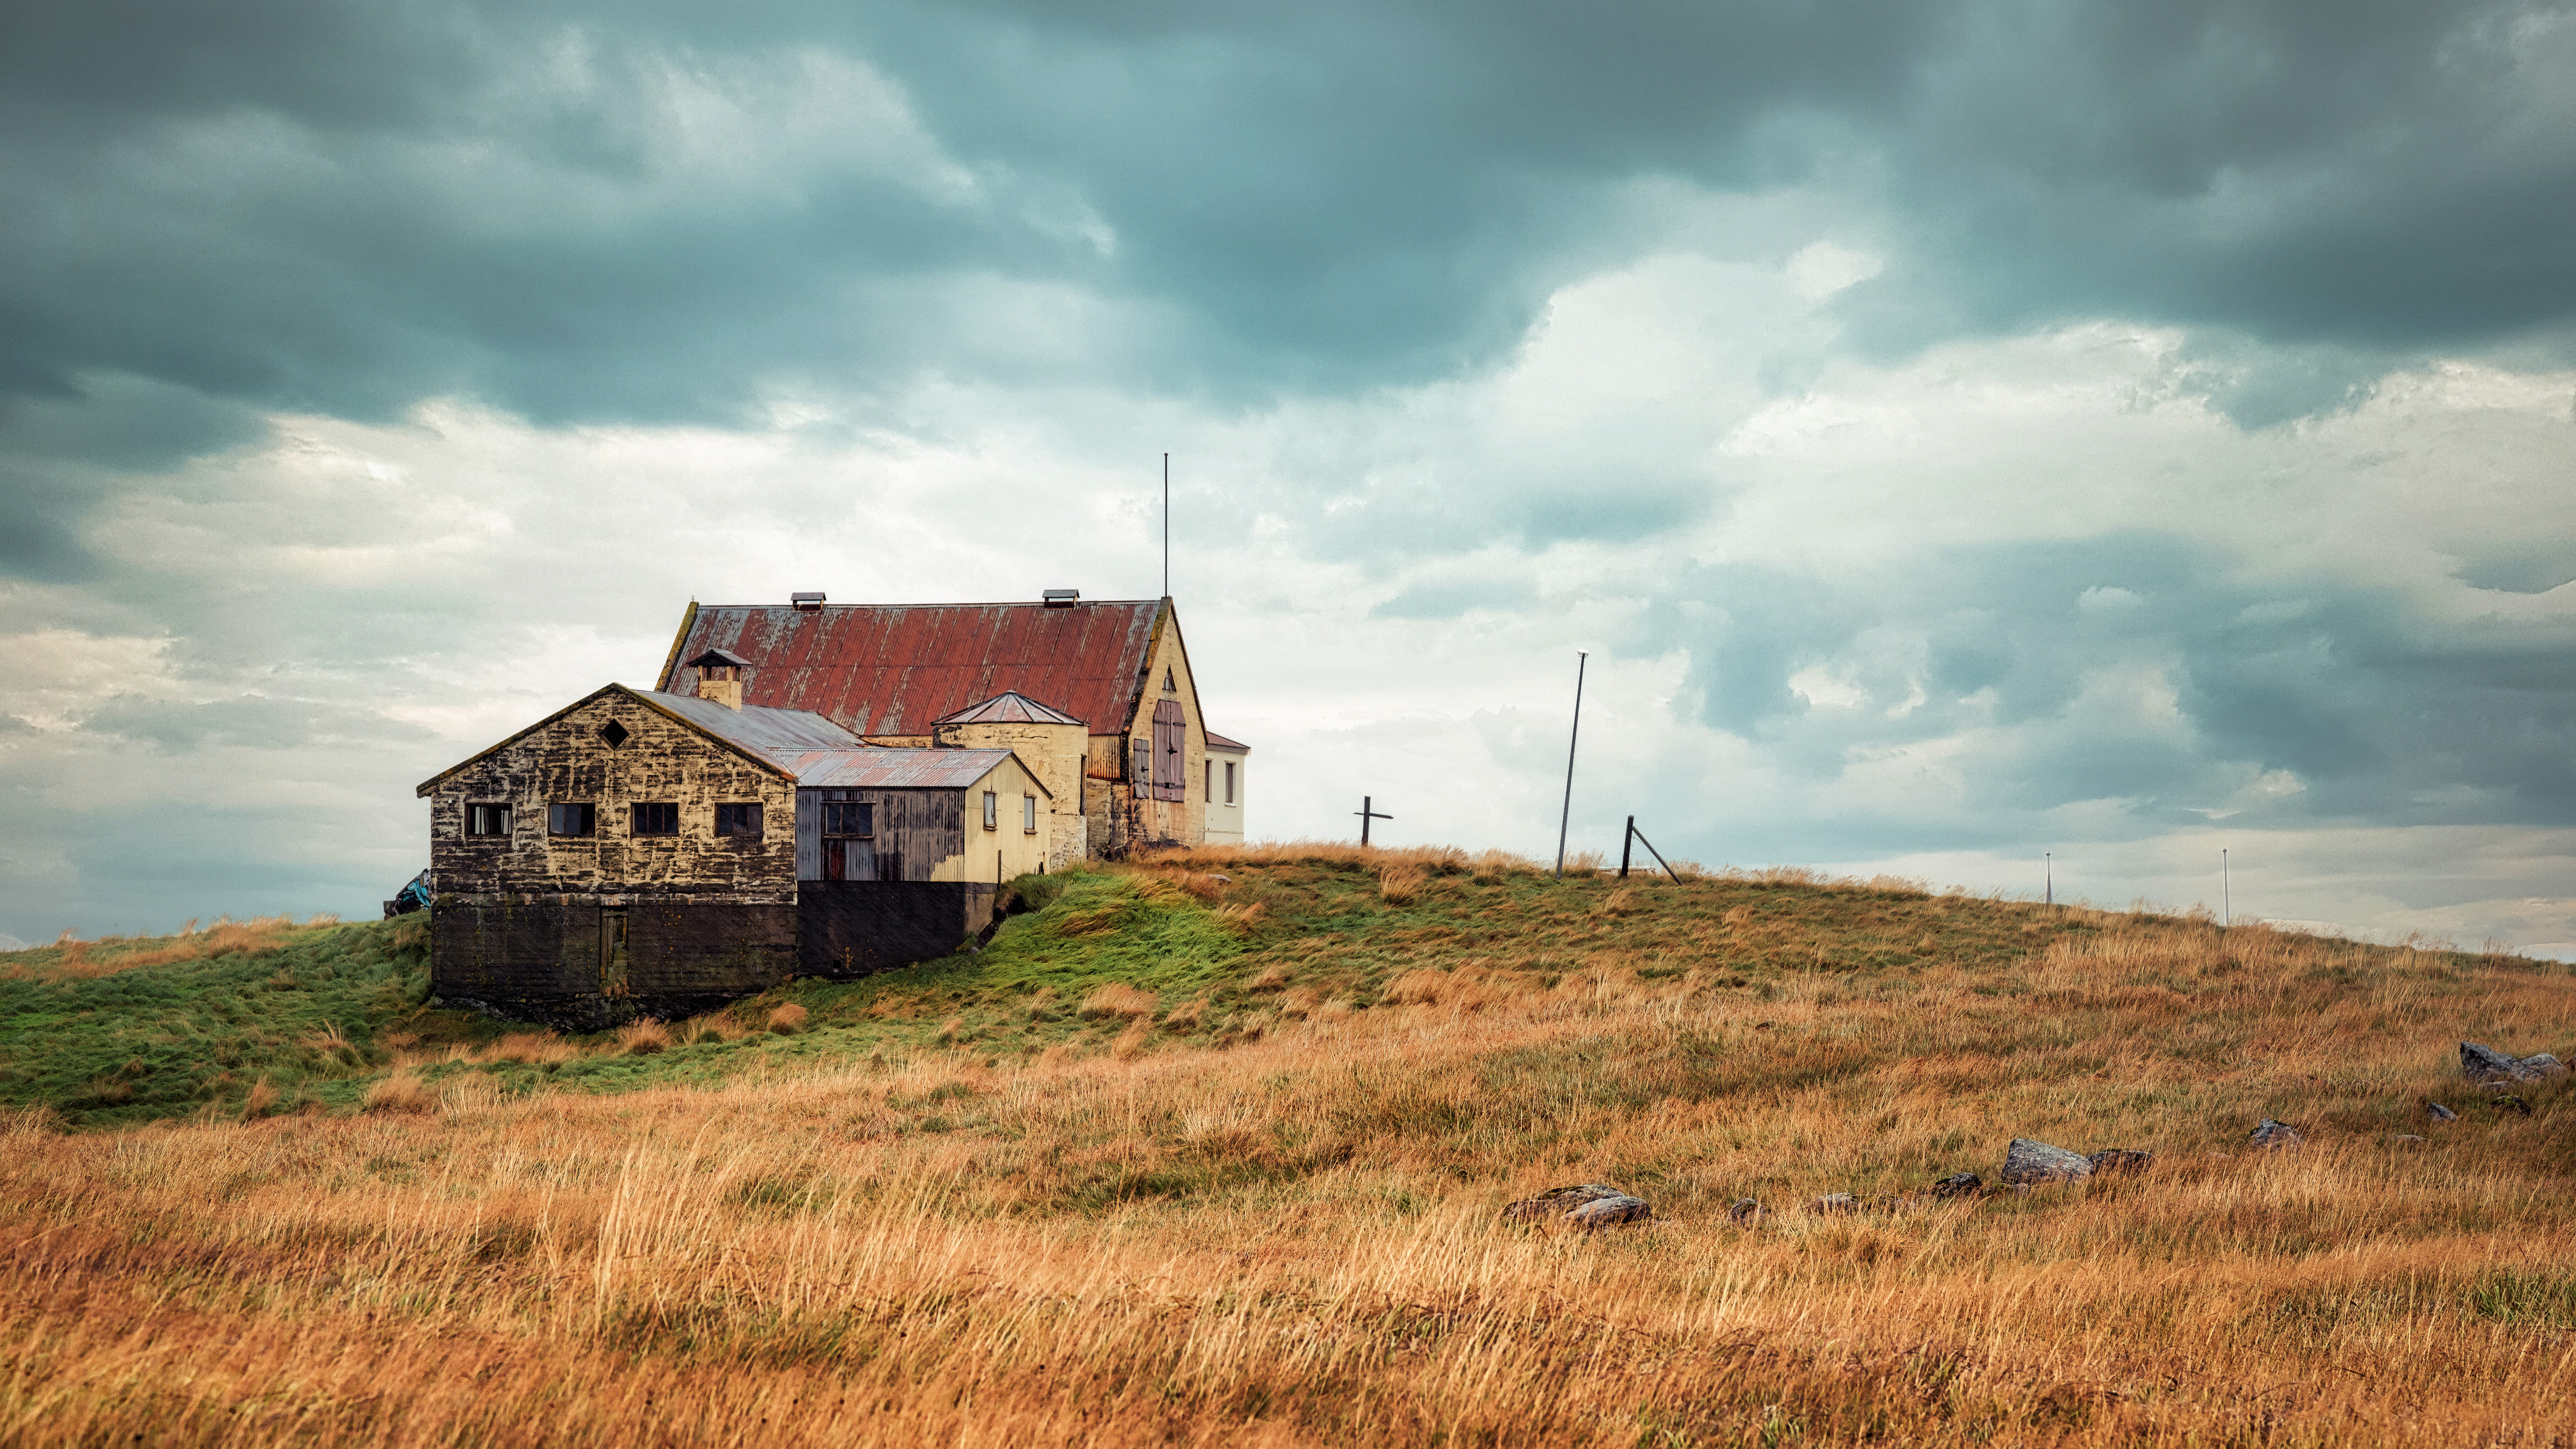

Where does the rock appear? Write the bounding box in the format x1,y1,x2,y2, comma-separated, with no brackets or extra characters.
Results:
2000,1138,2094,1185
1929,1172,1983,1199
1808,1193,1858,1214
2249,1118,2303,1150
2086,1149,2154,1177
2521,1052,2570,1079
1502,1183,1629,1222
2423,1099,2458,1123
2393,1134,2426,1144
1728,1198,1766,1226
1565,1194,1653,1230
2461,1041,2543,1085
2492,1094,2533,1118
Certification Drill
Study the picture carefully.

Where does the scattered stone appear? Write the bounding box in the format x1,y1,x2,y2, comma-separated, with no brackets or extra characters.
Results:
1502,1184,1628,1223
2492,1094,2533,1118
2521,1052,2570,1079
2001,1138,2094,1185
1565,1194,1653,1230
1808,1193,1859,1214
2086,1149,2154,1177
2423,1099,2458,1123
1205,873,1233,884
2249,1118,2303,1150
2461,1041,2545,1085
1929,1172,1983,1199
2393,1134,2427,1144
1728,1198,1766,1226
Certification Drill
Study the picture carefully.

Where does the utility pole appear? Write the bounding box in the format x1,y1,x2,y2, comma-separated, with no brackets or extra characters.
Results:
2222,848,2230,929
1355,796,1393,848
1619,816,1635,878
2045,852,2052,906
1162,452,1170,598
1555,652,1588,879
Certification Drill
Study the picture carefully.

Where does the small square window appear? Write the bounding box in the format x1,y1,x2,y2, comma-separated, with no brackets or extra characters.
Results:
548,803,596,837
599,720,630,748
715,803,763,838
466,802,512,837
823,801,873,838
1023,794,1038,833
632,802,678,836
983,791,999,830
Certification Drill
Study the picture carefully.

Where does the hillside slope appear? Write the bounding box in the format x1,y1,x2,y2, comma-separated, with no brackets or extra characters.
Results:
4,846,2574,1445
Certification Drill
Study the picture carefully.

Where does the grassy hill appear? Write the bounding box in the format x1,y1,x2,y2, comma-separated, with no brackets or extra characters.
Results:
3,845,2573,1445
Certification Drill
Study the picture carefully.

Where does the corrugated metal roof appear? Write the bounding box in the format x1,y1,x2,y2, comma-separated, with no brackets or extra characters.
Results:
661,600,1164,738
639,691,863,771
782,746,1047,794
935,689,1086,726
1204,729,1250,752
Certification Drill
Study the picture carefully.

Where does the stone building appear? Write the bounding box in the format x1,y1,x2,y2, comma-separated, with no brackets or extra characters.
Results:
417,681,1050,1026
656,592,1247,858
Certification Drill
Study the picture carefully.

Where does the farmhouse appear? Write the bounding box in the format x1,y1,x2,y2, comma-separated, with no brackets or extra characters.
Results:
658,591,1244,860
417,592,1247,1025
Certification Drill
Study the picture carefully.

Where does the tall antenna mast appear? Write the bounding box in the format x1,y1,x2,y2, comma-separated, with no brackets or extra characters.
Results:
1555,651,1588,879
1162,452,1170,598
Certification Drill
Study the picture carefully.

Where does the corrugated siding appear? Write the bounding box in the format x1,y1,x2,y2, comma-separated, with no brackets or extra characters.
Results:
662,601,1160,739
795,789,822,880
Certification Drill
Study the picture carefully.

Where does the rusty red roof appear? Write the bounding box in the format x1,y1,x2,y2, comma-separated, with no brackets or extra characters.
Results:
660,600,1165,738
935,689,1085,727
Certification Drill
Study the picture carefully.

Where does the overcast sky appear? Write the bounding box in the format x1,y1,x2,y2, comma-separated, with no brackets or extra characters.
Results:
4,0,2575,952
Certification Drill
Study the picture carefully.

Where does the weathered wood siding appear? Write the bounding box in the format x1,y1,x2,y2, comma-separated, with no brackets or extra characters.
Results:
796,757,1053,886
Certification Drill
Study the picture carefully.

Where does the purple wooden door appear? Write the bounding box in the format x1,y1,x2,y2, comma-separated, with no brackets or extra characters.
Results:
1153,700,1186,802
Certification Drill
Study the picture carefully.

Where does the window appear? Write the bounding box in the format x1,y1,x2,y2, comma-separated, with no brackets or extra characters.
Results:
466,802,512,837
632,802,678,836
714,803,763,838
1023,794,1038,833
548,803,596,837
1225,761,1236,805
822,801,873,838
599,720,630,748
983,790,999,830
1205,761,1213,801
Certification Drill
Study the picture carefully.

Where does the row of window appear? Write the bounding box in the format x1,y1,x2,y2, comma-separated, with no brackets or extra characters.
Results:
981,792,1040,834
464,802,763,839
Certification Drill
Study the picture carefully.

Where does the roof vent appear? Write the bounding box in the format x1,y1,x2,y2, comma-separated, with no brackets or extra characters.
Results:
1042,588,1079,607
791,592,825,612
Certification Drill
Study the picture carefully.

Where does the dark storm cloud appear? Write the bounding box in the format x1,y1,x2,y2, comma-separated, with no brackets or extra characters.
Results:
3,0,2570,427
1648,532,2576,847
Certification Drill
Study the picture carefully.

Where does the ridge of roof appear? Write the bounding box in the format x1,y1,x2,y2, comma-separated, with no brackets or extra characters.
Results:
660,598,1170,739
1203,729,1250,751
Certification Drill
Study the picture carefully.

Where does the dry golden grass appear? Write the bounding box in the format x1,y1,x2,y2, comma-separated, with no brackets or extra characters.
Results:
360,1070,432,1115
4,915,315,981
616,1019,673,1056
1078,982,1161,1020
765,1002,809,1035
7,878,2576,1445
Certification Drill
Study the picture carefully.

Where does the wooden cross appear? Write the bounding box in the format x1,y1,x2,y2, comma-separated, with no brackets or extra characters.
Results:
1355,795,1393,848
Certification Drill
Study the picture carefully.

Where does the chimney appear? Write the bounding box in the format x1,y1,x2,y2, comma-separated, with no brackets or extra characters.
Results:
1042,588,1079,607
685,648,751,710
791,592,825,613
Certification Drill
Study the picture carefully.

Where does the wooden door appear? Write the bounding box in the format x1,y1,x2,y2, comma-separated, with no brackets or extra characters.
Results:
1153,701,1186,802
